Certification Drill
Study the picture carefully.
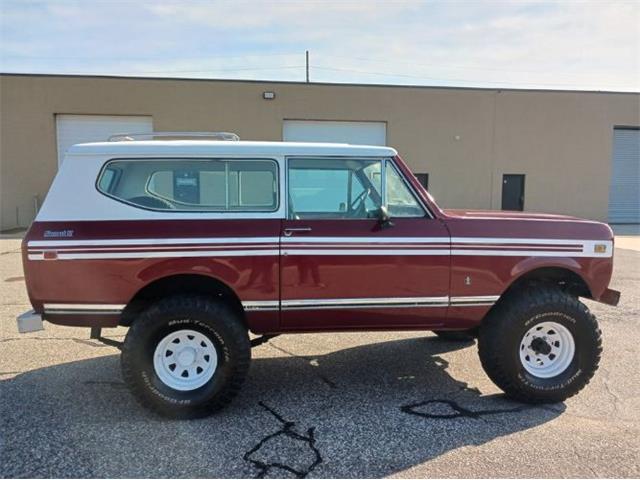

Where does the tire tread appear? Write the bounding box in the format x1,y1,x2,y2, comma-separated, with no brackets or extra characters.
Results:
121,294,250,418
478,286,602,403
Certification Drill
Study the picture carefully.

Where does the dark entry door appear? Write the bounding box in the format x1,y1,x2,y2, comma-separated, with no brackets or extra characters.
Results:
502,174,525,211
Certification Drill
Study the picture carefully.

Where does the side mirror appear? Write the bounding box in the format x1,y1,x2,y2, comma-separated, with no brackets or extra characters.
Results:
377,205,394,229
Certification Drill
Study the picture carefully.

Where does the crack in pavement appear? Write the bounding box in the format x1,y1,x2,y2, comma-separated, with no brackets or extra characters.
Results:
570,443,599,476
243,401,322,479
401,399,532,420
312,373,336,389
601,368,623,416
268,343,337,389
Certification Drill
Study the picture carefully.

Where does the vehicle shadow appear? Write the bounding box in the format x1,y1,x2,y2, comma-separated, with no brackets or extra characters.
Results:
0,336,564,478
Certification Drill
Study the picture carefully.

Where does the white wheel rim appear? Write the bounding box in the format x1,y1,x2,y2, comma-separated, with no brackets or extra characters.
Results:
519,321,575,379
153,329,218,391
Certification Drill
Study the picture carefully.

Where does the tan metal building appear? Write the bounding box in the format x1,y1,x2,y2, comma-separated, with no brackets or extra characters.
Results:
0,73,638,231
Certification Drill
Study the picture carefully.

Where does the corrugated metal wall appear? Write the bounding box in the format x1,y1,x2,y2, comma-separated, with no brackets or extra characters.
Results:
608,128,640,224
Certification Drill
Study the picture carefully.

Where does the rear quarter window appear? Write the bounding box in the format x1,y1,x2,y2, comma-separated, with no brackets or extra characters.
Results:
96,158,279,212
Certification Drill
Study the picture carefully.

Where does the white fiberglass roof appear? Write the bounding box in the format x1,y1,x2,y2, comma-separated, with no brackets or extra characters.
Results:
67,140,398,158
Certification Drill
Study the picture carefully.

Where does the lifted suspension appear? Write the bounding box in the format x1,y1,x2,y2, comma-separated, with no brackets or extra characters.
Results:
250,334,280,348
89,327,278,350
90,327,124,350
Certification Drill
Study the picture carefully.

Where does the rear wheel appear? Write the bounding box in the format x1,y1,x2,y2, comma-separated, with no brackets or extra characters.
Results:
121,294,250,418
478,286,601,403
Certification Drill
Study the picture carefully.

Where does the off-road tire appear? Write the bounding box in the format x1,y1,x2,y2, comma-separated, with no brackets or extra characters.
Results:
121,294,250,418
433,329,476,341
478,286,602,403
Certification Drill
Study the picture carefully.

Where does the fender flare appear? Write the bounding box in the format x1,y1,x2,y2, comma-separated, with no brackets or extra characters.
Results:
504,256,594,298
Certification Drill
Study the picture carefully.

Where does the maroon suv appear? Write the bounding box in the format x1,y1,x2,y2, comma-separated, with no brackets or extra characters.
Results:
17,134,619,418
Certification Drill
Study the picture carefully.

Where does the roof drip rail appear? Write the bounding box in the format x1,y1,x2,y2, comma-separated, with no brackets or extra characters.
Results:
108,131,240,142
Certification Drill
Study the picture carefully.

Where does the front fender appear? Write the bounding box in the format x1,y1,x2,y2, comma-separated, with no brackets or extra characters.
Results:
506,256,613,301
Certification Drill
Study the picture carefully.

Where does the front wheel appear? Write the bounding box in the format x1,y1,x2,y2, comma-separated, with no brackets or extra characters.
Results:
121,295,250,418
478,286,602,403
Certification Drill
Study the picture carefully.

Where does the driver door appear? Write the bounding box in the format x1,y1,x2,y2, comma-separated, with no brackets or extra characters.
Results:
280,156,450,330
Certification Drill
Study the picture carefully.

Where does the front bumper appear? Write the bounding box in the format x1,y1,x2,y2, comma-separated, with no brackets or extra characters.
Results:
16,310,44,333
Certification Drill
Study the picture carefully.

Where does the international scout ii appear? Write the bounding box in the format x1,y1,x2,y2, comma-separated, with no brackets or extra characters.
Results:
17,132,620,418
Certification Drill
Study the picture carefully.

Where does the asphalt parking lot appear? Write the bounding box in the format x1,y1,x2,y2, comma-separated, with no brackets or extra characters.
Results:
1,236,639,478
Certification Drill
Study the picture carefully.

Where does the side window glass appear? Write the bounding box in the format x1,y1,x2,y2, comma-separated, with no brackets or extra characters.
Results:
97,166,120,193
199,168,226,207
385,162,426,218
350,172,379,213
360,161,382,212
362,161,382,192
288,158,382,219
97,159,278,212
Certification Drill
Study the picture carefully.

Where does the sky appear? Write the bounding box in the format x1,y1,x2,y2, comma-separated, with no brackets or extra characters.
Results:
1,0,639,92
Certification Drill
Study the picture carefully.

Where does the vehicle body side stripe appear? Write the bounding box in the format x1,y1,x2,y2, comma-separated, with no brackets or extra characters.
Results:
28,237,280,248
42,296,501,314
27,238,612,259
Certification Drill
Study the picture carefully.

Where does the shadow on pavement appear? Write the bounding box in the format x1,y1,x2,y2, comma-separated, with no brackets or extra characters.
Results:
0,336,564,478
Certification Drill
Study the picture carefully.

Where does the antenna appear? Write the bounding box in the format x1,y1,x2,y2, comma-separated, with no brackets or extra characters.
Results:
306,50,310,83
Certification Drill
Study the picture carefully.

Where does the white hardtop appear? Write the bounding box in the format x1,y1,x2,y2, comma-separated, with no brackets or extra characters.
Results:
66,140,398,158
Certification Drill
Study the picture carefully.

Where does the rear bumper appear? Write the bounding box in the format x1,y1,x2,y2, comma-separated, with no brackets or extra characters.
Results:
16,305,122,331
16,310,44,333
596,288,621,307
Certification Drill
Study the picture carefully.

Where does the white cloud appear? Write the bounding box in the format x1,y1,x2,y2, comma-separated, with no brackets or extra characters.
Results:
146,1,423,29
0,0,638,91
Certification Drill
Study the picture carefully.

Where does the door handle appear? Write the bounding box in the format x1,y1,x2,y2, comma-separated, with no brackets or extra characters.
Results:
283,227,312,237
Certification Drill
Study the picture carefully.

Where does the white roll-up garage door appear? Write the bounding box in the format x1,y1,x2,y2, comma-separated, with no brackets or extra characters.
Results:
608,128,640,224
283,120,386,145
56,115,153,167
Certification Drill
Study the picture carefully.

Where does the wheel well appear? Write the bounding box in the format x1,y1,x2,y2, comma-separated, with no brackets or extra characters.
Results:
504,267,592,299
120,274,244,326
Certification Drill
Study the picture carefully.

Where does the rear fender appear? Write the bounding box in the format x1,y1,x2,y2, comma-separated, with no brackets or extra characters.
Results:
137,258,241,286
